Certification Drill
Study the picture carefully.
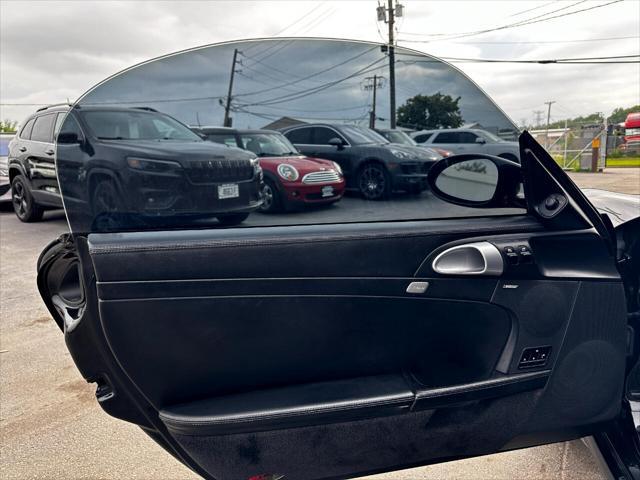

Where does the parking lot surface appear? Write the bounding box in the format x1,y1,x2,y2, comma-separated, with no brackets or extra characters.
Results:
4,166,638,479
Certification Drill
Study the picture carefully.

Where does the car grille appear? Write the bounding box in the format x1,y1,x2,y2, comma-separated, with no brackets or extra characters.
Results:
302,170,341,184
186,158,254,183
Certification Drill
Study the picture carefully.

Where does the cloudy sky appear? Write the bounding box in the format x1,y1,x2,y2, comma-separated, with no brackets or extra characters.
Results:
1,0,639,127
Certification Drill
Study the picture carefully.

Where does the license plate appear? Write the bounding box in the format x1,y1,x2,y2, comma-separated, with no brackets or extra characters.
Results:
321,186,334,198
218,183,239,199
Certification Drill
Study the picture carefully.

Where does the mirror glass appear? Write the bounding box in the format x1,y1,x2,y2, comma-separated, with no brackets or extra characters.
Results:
435,159,498,202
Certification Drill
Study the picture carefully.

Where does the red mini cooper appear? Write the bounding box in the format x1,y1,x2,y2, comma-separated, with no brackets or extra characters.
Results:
194,127,345,212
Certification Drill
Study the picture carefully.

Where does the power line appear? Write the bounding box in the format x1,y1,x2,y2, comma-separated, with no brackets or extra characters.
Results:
448,35,639,45
239,57,388,107
508,0,558,17
398,0,622,41
243,2,326,56
397,54,639,64
234,46,379,98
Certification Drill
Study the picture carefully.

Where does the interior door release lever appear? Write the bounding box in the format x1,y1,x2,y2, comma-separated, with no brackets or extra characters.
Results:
432,241,503,276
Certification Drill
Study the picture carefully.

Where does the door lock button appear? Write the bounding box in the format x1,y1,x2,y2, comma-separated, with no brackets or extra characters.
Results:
503,246,519,265
516,245,533,263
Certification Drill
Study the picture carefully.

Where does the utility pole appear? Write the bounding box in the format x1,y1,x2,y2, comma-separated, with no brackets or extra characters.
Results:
377,1,402,129
544,100,555,149
223,48,239,127
363,75,385,128
533,110,544,128
387,0,396,129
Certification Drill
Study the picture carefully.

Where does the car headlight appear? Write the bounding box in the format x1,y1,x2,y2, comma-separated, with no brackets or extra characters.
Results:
390,149,412,160
127,157,181,172
332,161,343,176
249,156,263,176
277,163,299,181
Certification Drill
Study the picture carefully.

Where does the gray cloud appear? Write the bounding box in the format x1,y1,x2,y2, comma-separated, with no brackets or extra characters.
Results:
1,0,638,126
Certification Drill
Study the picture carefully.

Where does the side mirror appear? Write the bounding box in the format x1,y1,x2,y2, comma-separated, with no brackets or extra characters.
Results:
328,137,345,149
426,154,524,209
475,137,486,144
57,132,81,144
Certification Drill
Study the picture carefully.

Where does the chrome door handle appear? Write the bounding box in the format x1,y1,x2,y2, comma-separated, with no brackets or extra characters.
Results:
45,149,55,155
432,241,503,276
19,146,27,152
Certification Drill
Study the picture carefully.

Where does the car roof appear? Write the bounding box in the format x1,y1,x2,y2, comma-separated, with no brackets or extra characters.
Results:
281,123,343,132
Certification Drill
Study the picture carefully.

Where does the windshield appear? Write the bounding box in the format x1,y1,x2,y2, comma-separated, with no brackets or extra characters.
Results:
239,132,299,157
479,130,504,143
341,125,389,145
82,110,202,141
385,130,417,146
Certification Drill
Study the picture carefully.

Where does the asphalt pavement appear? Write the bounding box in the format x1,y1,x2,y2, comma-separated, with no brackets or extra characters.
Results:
0,177,622,479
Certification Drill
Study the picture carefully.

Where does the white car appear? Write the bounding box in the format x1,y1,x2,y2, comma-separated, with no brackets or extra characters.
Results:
0,133,13,203
411,128,520,162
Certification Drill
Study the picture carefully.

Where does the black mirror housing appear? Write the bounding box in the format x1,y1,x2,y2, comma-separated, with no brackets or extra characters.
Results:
57,132,81,145
427,153,524,209
328,137,344,149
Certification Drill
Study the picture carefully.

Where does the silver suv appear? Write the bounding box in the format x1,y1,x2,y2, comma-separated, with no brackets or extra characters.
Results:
411,128,520,162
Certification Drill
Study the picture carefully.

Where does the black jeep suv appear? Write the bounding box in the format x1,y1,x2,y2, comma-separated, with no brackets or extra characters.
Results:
281,123,440,200
9,105,262,228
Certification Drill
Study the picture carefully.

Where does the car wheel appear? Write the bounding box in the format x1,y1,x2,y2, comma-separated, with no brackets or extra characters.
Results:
92,179,122,216
217,213,250,226
357,163,391,200
11,175,44,222
259,179,282,213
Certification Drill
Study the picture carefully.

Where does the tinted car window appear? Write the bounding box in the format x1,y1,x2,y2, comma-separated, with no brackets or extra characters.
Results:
82,111,202,141
19,118,35,140
239,133,298,156
459,132,479,143
414,133,433,143
285,127,312,144
313,127,342,145
58,114,82,136
433,132,461,144
30,114,56,142
57,38,523,234
205,133,238,147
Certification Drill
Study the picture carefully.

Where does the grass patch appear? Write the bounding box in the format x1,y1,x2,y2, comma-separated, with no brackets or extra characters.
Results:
606,157,640,167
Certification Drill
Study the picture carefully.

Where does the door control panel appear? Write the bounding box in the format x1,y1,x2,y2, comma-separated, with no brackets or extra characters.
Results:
493,240,535,269
518,346,551,369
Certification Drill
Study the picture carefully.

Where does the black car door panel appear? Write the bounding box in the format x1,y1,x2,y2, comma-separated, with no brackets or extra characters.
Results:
52,211,626,479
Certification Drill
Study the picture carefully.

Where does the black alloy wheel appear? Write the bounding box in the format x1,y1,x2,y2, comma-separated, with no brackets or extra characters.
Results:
357,163,391,200
259,179,282,213
92,180,122,216
11,175,44,222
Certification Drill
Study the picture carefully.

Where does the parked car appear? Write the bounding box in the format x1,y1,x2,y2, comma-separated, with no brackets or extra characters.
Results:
374,128,453,158
281,123,440,199
193,127,345,212
8,105,263,226
411,128,520,162
0,133,13,203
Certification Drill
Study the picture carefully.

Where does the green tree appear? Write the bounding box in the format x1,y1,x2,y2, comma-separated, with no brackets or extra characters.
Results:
0,120,18,133
609,105,640,124
397,93,463,130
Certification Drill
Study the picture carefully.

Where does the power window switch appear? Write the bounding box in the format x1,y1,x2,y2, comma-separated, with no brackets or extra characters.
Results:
516,245,533,263
503,246,519,265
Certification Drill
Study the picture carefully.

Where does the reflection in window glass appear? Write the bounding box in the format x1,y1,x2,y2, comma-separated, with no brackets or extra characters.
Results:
31,114,56,142
56,38,524,234
20,118,35,139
